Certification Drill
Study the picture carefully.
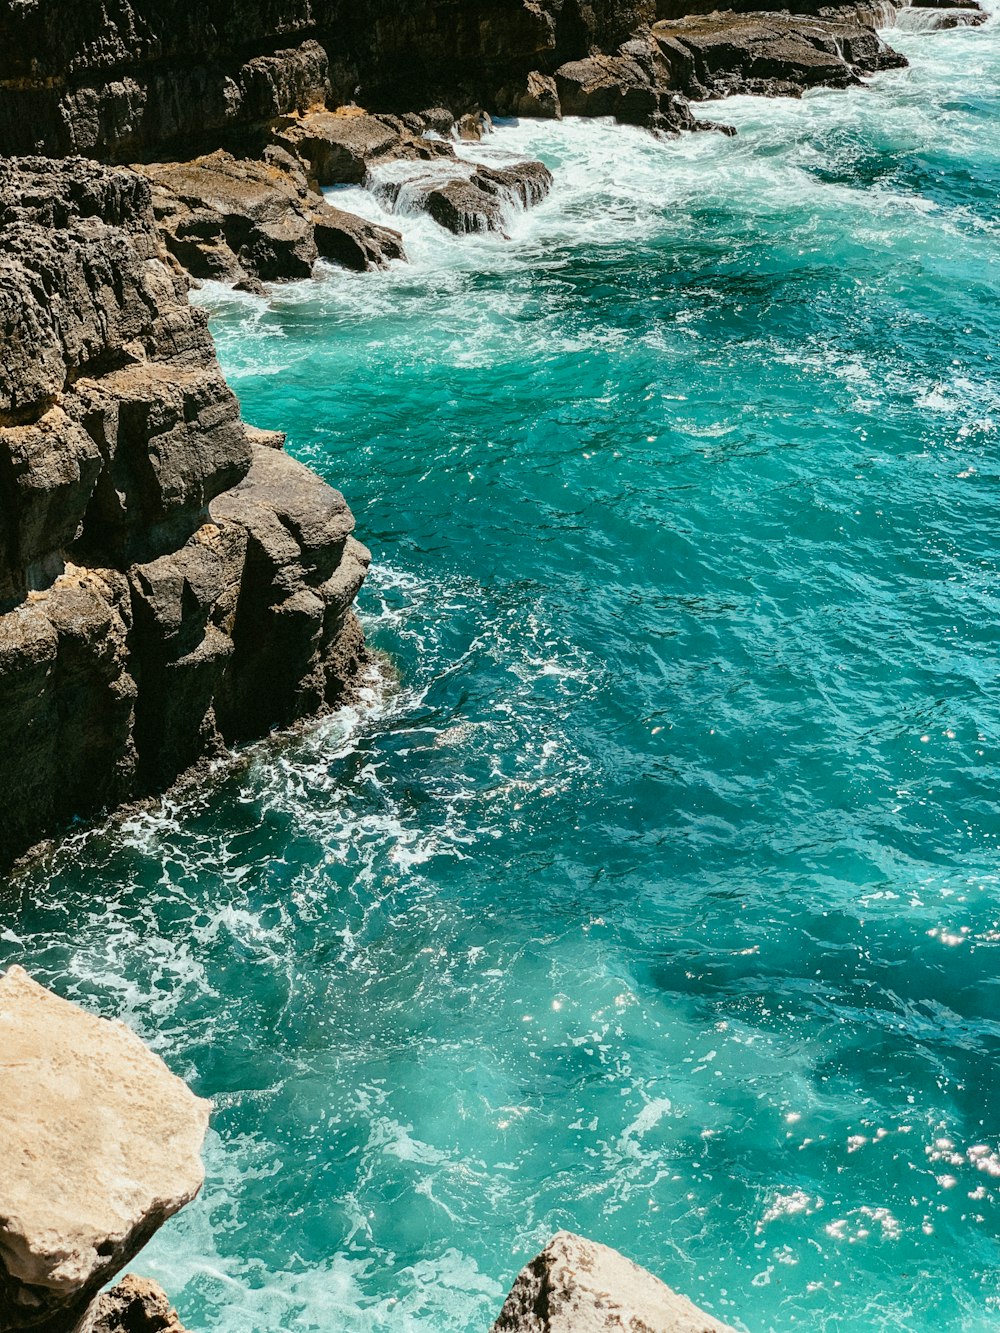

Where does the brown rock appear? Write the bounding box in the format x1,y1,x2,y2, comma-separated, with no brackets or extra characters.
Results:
0,966,210,1333
374,158,552,236
491,1232,738,1333
652,11,906,100
92,1275,190,1333
512,72,562,119
137,151,405,285
272,110,404,187
554,52,698,131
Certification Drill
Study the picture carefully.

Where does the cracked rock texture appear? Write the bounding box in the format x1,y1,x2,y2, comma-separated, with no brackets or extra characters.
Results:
92,1275,191,1333
491,1232,739,1333
0,966,209,1333
0,156,370,868
0,0,910,160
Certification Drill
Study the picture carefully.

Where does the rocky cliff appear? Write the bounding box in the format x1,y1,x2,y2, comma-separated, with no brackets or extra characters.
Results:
0,0,913,160
0,156,370,869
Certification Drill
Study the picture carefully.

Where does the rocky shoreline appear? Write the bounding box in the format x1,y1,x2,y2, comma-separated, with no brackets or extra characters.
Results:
0,0,991,1326
0,0,985,868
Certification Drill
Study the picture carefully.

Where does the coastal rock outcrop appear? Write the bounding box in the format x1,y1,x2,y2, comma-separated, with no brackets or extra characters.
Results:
273,108,553,234
93,1276,191,1333
0,0,914,162
136,151,405,286
652,9,907,98
0,965,209,1333
0,155,371,869
491,1232,738,1333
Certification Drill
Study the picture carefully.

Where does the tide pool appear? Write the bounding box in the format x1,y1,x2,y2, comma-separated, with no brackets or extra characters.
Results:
3,14,1000,1332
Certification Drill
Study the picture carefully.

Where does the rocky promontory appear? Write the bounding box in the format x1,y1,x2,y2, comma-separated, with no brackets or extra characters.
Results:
0,156,371,869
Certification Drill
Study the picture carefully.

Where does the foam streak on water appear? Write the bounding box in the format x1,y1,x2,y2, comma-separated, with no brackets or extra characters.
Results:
3,14,1000,1333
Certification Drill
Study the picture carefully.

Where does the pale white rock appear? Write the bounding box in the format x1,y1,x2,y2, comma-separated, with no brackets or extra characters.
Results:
490,1232,739,1333
0,966,210,1330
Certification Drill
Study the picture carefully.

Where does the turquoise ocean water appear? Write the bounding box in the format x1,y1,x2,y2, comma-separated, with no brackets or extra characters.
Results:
3,14,1000,1331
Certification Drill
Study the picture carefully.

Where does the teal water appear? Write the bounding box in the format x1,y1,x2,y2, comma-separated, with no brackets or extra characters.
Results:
4,16,1000,1332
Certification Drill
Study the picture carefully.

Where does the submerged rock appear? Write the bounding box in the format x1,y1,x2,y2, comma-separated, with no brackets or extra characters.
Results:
491,1232,738,1333
372,157,552,235
0,966,209,1333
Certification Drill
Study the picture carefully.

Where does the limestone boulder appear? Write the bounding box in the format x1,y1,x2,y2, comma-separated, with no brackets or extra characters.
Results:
272,110,409,187
0,966,210,1333
491,1232,738,1333
373,157,552,236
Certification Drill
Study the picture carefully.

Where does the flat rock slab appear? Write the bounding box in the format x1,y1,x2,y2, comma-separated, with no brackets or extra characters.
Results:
0,967,210,1331
491,1232,738,1333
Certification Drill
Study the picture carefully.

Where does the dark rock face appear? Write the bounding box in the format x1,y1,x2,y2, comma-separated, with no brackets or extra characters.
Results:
554,52,700,130
0,157,371,870
137,150,405,286
272,108,552,235
272,110,457,189
370,157,554,234
0,0,915,158
652,9,907,99
419,160,554,234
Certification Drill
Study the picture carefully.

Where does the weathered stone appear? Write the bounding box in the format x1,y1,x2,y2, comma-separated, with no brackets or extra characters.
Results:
0,37,331,162
652,11,907,100
554,52,698,131
0,408,103,601
511,72,562,119
491,1232,738,1333
137,151,405,285
312,205,407,272
273,109,405,186
0,966,210,1333
457,110,494,141
374,157,552,235
0,156,372,868
92,1275,190,1333
209,445,370,737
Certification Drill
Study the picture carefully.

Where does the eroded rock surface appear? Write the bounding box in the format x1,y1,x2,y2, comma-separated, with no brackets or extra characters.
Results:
137,150,405,286
93,1275,191,1333
652,9,907,99
491,1232,738,1333
0,156,372,868
0,966,209,1333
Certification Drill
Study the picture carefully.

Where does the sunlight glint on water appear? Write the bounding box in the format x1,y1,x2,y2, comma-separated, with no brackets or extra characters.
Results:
3,16,1000,1333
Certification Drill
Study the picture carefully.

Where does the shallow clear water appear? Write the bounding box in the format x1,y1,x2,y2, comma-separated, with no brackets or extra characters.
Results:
4,16,1000,1333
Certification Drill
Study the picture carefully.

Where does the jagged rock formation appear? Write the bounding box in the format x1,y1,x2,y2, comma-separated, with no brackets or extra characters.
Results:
0,156,370,868
93,1276,191,1333
652,8,907,97
0,966,209,1332
0,0,916,163
490,1232,738,1333
136,150,406,288
271,108,553,235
